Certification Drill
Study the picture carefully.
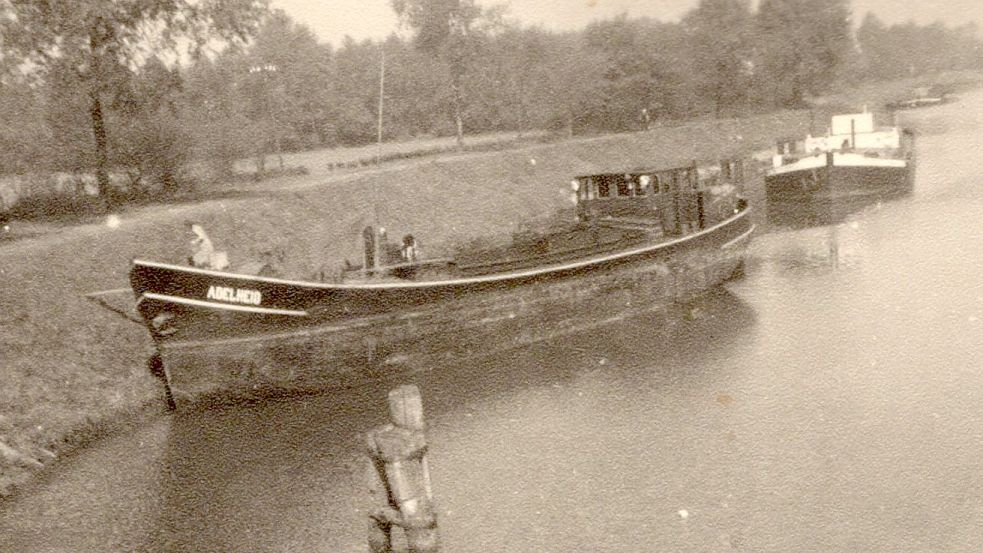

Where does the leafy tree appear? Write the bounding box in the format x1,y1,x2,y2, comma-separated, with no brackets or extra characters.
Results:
0,77,52,175
0,0,268,207
684,0,754,117
109,57,189,195
391,0,501,147
331,37,384,144
243,10,335,152
468,25,568,134
41,60,98,174
857,16,983,81
583,16,684,131
855,13,892,79
755,0,853,107
380,36,450,139
538,32,609,136
634,20,697,120
179,56,267,179
944,23,983,73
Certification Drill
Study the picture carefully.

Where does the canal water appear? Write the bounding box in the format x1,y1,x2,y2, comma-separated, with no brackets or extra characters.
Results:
3,93,983,552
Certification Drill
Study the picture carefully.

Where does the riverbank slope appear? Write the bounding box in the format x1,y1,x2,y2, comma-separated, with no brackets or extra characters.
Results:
1,70,973,498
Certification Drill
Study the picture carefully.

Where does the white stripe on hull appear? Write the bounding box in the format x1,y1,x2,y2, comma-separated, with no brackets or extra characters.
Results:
141,292,309,317
721,225,756,249
133,209,751,292
767,152,906,177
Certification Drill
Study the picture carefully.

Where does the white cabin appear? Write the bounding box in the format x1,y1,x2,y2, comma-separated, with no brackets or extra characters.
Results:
772,110,901,170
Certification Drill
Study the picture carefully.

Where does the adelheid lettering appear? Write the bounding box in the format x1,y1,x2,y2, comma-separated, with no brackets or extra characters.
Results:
206,285,262,306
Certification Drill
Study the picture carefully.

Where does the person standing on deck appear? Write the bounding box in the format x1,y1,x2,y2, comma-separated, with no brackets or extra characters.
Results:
401,234,419,262
188,223,229,270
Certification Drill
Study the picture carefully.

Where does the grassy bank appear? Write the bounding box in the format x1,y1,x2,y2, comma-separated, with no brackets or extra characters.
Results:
0,109,811,498
0,131,549,229
0,66,971,499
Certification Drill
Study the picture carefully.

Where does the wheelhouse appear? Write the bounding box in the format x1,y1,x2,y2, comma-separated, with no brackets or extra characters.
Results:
572,158,747,236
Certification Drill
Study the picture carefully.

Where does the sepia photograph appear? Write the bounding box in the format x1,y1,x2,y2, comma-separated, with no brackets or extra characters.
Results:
0,0,981,550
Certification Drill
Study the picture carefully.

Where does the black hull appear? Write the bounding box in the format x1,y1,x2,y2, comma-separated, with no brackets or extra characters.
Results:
131,208,754,408
765,184,913,229
765,164,912,202
765,162,914,229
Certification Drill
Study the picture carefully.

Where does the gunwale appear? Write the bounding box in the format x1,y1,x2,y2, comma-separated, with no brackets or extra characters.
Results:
131,205,751,294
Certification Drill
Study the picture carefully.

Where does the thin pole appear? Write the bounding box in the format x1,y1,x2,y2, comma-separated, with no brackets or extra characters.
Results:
373,47,385,271
267,65,283,170
376,48,385,164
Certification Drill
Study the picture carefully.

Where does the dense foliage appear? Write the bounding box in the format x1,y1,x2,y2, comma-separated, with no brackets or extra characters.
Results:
0,0,268,205
2,0,983,210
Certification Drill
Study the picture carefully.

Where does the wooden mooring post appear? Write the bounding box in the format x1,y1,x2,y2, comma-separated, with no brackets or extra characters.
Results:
364,384,438,553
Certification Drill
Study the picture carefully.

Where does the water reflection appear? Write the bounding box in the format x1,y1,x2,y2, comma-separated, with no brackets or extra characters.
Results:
757,224,845,273
764,186,912,232
147,289,755,552
751,168,917,277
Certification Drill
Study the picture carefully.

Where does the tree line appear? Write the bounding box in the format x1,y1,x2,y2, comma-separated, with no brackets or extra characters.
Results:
1,0,982,210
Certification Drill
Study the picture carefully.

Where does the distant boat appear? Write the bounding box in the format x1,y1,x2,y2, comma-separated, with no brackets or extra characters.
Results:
116,159,754,409
765,110,915,204
886,86,952,110
886,96,948,110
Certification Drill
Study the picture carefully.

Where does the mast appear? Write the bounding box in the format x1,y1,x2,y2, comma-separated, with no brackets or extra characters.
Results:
372,46,386,270
376,47,385,165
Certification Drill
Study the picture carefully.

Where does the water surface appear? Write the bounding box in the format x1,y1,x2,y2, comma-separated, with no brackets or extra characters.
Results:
3,93,983,552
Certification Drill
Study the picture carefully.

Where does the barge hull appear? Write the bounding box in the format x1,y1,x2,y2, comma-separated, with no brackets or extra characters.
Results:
137,212,753,408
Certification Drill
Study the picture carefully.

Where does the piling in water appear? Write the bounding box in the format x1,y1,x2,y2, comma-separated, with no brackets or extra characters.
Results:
364,384,438,553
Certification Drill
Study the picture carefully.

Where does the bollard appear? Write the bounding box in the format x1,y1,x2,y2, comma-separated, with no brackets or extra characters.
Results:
365,385,438,553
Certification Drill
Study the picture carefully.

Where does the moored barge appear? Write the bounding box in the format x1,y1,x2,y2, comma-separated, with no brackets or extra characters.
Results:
127,159,755,409
765,110,915,204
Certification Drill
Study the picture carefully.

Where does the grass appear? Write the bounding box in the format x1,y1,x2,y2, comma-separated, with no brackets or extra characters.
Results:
1,71,975,499
0,131,549,229
0,110,813,498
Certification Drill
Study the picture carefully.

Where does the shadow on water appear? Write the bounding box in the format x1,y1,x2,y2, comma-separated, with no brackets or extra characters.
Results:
0,230,43,246
737,170,919,282
147,288,756,552
763,186,913,233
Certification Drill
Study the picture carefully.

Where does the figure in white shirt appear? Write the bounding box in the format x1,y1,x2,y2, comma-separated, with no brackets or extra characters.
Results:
188,223,229,270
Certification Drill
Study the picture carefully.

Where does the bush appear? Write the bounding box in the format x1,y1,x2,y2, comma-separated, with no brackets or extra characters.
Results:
187,113,269,182
6,173,102,220
110,107,194,199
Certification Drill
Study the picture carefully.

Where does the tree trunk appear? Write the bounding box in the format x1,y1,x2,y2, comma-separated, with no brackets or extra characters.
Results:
88,21,114,211
455,111,463,149
714,84,722,119
452,75,464,150
517,75,527,138
713,64,725,118
89,89,112,211
789,80,804,108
